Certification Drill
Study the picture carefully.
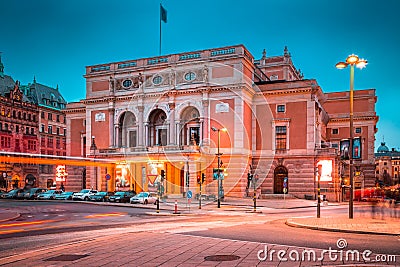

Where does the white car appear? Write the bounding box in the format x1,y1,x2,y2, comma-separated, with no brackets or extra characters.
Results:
72,189,98,201
130,192,158,204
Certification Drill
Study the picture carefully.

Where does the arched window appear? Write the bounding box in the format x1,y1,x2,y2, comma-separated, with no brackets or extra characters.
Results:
148,109,167,146
179,107,200,146
117,111,137,148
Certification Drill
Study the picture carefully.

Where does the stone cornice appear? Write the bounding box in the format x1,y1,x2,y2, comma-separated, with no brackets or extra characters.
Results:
329,116,378,123
64,107,86,113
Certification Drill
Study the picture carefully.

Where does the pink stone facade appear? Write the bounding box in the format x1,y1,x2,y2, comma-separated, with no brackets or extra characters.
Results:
66,45,378,200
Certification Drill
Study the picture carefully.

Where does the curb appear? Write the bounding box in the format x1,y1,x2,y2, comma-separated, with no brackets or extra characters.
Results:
285,219,399,236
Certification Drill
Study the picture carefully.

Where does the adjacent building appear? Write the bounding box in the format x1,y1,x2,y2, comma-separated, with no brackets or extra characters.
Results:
375,142,400,186
0,55,67,190
66,44,378,201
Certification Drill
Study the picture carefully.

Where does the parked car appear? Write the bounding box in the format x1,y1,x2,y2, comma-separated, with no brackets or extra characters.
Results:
24,188,47,200
16,188,31,199
54,191,75,200
109,191,135,203
3,189,24,199
37,190,62,200
89,191,113,202
0,189,8,198
130,192,158,205
72,189,98,201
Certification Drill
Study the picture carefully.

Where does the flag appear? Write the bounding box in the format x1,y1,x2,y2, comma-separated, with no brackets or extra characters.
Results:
160,4,167,23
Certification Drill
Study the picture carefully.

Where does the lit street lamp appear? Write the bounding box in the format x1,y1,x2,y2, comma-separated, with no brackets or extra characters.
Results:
336,54,367,219
90,136,98,190
211,126,227,208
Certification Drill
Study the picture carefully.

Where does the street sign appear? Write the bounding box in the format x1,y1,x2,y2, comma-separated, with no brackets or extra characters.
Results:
105,174,111,181
187,190,193,199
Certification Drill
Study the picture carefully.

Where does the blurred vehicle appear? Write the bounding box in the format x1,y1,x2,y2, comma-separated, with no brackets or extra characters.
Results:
54,191,75,200
130,192,157,205
16,188,31,199
3,189,24,199
72,189,98,201
361,196,383,202
24,188,47,200
109,191,135,203
89,191,113,202
0,189,8,198
37,190,62,200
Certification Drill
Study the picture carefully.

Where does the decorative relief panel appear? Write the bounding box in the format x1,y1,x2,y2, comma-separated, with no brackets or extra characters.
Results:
95,112,106,122
115,74,143,90
216,103,229,113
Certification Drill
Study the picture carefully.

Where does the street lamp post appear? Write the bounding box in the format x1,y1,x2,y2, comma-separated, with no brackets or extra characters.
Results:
90,136,98,190
212,127,227,208
336,54,367,219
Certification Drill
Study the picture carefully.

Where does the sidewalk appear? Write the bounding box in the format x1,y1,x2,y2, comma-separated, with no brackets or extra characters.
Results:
286,216,400,236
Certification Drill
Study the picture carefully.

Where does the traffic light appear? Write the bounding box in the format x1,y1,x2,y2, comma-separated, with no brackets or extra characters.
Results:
160,170,165,181
201,173,205,184
197,175,201,184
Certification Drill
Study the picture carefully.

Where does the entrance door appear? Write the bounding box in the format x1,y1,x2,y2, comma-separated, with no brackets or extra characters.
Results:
274,166,288,194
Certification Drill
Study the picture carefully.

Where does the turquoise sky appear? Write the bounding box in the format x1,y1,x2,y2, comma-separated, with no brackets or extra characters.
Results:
1,0,399,150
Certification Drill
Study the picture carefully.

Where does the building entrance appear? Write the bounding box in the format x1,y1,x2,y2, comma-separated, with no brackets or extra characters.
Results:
274,166,288,194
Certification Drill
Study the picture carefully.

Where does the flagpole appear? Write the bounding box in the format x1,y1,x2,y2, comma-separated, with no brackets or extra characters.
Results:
159,3,162,56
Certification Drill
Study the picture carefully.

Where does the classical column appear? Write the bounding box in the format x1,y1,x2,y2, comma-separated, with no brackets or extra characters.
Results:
115,125,120,147
144,122,149,147
202,99,210,145
109,107,115,147
138,106,144,147
168,103,176,146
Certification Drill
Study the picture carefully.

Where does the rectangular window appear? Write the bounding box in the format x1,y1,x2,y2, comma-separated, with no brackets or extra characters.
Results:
15,139,20,150
41,124,45,133
28,140,36,151
56,114,60,122
63,129,67,136
56,127,60,135
56,138,61,149
41,137,46,146
41,112,45,119
48,137,53,148
355,127,361,134
157,129,167,146
48,125,52,134
332,128,339,135
48,113,52,120
275,126,287,150
1,136,11,148
129,131,137,147
277,105,285,113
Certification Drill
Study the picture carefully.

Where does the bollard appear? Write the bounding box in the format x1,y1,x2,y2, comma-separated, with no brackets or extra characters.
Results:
173,200,180,214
